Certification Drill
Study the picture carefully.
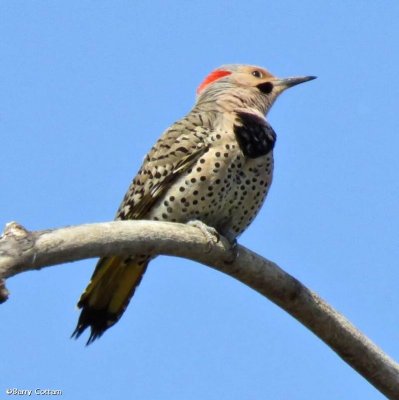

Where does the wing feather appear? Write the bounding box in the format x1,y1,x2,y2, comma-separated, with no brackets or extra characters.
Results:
116,120,210,220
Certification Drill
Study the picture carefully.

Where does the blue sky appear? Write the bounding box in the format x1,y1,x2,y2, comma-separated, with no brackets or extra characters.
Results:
1,1,399,399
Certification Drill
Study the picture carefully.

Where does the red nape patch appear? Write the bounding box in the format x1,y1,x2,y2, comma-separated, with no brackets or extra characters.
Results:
196,70,232,94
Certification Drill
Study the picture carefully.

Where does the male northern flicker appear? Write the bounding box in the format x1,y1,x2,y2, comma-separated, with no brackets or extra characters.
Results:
72,64,315,344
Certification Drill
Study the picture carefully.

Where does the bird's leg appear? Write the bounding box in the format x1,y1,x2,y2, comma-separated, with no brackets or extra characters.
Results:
224,236,239,264
187,220,220,252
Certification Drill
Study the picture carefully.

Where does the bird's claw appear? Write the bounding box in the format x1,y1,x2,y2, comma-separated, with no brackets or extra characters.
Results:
188,220,220,252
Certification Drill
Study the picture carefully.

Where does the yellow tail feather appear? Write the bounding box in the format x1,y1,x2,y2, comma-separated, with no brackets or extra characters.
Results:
72,255,148,344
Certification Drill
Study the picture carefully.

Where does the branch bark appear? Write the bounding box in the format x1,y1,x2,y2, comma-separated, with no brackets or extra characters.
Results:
1,220,398,398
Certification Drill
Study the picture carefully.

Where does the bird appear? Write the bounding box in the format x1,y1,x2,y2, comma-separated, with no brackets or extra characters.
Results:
72,64,316,344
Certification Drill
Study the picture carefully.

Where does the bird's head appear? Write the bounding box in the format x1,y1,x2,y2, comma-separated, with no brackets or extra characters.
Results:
196,64,316,115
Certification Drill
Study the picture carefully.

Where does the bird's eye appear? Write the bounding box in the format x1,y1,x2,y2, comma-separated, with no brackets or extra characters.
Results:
252,70,263,78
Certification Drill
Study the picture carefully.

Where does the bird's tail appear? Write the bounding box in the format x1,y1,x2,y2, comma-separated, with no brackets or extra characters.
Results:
72,255,149,345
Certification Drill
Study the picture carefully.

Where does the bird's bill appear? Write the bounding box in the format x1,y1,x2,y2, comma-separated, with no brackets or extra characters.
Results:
273,75,317,89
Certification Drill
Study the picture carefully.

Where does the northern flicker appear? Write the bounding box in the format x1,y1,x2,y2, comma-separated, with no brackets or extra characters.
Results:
72,64,315,344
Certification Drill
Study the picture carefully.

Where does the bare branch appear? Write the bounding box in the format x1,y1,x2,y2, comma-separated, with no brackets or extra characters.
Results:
1,220,398,398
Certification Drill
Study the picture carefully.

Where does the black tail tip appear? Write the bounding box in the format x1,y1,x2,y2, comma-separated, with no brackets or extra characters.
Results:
71,307,117,345
71,323,105,346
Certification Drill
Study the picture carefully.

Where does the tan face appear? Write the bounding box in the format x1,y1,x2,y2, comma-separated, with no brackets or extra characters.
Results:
232,65,317,98
230,65,275,88
226,65,282,97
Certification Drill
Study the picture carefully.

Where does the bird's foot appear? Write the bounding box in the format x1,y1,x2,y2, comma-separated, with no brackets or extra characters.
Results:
187,220,220,253
224,237,239,264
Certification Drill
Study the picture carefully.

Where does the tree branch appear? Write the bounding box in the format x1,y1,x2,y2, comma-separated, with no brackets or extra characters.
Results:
1,220,398,398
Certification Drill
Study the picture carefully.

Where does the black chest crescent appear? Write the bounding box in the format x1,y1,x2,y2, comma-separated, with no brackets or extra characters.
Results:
234,112,276,159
